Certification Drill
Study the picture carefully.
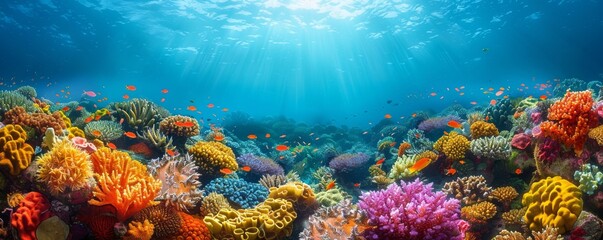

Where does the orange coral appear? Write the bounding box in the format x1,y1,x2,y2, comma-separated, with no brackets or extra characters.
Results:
124,220,154,240
397,142,411,157
128,142,156,159
433,132,470,160
89,147,162,222
3,106,68,136
170,212,211,240
461,201,497,225
10,192,52,240
540,91,598,155
0,124,34,175
470,120,499,139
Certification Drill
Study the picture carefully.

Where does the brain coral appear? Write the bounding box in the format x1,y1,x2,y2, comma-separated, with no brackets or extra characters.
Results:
188,141,238,181
470,120,499,139
522,176,582,234
268,181,318,213
204,178,269,209
36,139,94,201
434,131,470,160
159,115,200,137
0,124,34,175
147,153,202,211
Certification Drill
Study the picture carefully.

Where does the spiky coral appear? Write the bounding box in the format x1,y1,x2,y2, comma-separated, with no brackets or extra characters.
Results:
89,147,162,222
434,131,470,160
147,154,202,211
112,98,168,131
588,125,603,146
502,208,526,226
259,174,288,189
84,120,124,142
461,201,497,225
36,139,94,201
3,106,68,136
540,90,598,155
443,175,492,205
188,141,238,181
0,124,34,175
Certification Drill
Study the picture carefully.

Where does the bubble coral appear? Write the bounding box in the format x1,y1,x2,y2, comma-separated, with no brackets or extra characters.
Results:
3,106,68,136
470,120,499,139
173,212,211,240
36,139,94,201
443,175,492,205
204,178,268,209
522,176,582,234
10,192,52,240
461,201,497,225
84,120,124,142
299,199,368,240
358,179,468,240
188,141,238,181
159,115,200,137
470,136,511,159
199,192,232,217
539,90,598,155
0,124,34,175
89,147,162,222
433,131,470,160
147,153,203,211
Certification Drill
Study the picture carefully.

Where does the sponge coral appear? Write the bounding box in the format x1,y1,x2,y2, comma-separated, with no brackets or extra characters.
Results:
0,124,34,175
522,176,582,234
434,131,470,160
188,141,237,181
358,179,468,240
36,139,94,202
10,192,52,240
540,90,598,155
470,120,499,139
89,147,162,222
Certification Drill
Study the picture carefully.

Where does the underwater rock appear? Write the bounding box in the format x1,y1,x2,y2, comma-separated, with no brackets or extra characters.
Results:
571,211,603,240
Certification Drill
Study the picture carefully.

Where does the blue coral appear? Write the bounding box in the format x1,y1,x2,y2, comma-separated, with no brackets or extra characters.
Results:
203,178,269,209
236,153,285,180
405,128,433,154
483,98,513,130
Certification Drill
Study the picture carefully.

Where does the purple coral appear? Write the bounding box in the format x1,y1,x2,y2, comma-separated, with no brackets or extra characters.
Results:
328,153,370,174
358,179,468,240
511,133,531,150
418,115,462,133
535,137,560,164
236,153,285,178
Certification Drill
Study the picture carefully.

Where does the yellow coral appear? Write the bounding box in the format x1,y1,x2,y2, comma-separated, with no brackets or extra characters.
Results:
56,110,72,128
461,201,497,225
203,197,297,240
388,154,418,179
502,208,526,226
470,120,499,139
7,192,25,208
159,115,200,137
415,150,438,162
588,125,603,146
36,139,94,198
268,181,318,212
188,141,237,179
200,192,232,216
433,132,470,160
0,124,34,175
490,186,519,204
66,127,85,139
124,220,154,240
89,147,162,222
522,176,582,234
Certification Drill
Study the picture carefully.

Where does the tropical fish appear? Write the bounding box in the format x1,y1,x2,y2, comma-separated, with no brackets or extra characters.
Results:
91,130,102,137
166,149,176,156
75,106,84,111
95,115,101,121
247,134,257,140
470,101,477,105
430,92,437,96
220,168,233,175
495,90,504,96
408,157,432,174
375,158,385,165
275,145,289,151
515,168,522,175
161,89,168,94
539,95,547,100
174,121,195,127
161,98,166,102
124,132,137,138
187,106,197,111
83,90,97,97
265,133,271,138
411,113,417,118
107,142,117,150
84,116,93,123
119,118,124,125
326,181,335,190
445,168,457,176
489,99,497,106
241,166,251,172
222,108,229,112
447,120,463,129
459,160,466,165
126,85,136,91
123,94,129,100
207,103,214,108
353,183,361,188
384,114,392,119
214,135,225,141
62,106,70,111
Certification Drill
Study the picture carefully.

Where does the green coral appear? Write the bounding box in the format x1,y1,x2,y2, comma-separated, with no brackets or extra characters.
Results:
388,154,418,179
315,188,349,207
111,98,169,131
573,163,603,195
0,91,35,116
84,120,124,141
139,124,174,152
15,85,37,99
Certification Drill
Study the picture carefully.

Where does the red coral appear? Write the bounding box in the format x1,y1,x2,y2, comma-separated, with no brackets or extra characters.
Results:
539,91,598,155
10,192,52,240
169,212,211,240
76,205,118,240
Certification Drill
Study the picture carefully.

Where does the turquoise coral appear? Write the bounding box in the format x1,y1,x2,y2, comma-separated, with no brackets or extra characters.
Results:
573,163,603,195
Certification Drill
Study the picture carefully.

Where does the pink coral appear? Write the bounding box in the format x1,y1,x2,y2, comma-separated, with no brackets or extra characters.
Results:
71,137,97,154
511,133,531,150
534,137,560,164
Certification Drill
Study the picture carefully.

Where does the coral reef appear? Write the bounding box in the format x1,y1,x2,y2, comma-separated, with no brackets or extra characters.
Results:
470,120,499,139
0,91,35,115
443,175,492,205
188,141,238,181
259,174,288,189
84,120,124,142
461,201,497,225
204,177,269,209
484,98,514,130
433,131,470,160
199,192,232,217
130,205,181,240
299,199,367,240
111,98,168,131
3,106,68,136
159,115,200,137
573,163,603,195
0,124,34,175
470,135,511,159
315,188,349,207
405,128,434,154
388,154,418,179
10,192,52,240
236,153,285,180
147,153,203,211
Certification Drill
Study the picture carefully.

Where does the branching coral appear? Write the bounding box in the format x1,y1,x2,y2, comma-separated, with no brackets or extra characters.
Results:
84,120,124,142
299,199,368,240
204,178,268,209
112,98,168,131
3,106,68,136
434,131,470,160
540,91,598,155
490,186,519,208
138,124,174,152
159,115,200,137
470,120,499,139
148,153,202,211
461,201,497,225
470,136,511,159
405,128,434,154
502,207,526,226
89,147,162,222
443,175,492,205
0,124,34,175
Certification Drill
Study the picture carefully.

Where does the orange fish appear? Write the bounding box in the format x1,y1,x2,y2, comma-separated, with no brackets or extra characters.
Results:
485,116,490,121
470,101,477,105
126,85,136,91
515,168,522,175
412,113,417,118
375,158,385,165
166,149,176,157
326,181,335,190
265,133,271,138
384,114,392,119
220,168,234,175
241,166,251,172
489,99,497,106
513,111,523,119
187,106,197,111
76,106,84,111
459,160,466,165
107,142,117,150
207,103,215,108
539,95,547,100
408,157,432,174
84,116,93,123
415,133,421,139
124,132,137,138
353,183,361,188
445,168,457,176
247,134,257,140
161,89,168,94
495,90,504,96
174,121,195,127
275,145,289,151
214,135,225,141
119,118,125,125
430,92,437,96
447,120,463,129
91,130,102,137
123,94,129,100
222,108,229,112
62,106,70,111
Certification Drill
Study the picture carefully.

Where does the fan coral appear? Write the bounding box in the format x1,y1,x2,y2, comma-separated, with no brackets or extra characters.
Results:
148,154,203,211
204,178,268,209
511,133,531,150
112,98,168,131
268,181,318,213
10,192,52,240
199,192,232,216
443,175,492,205
461,201,497,225
0,124,34,175
328,153,370,176
89,147,162,222
470,136,511,159
433,131,470,160
299,199,368,240
0,91,35,115
188,141,238,182
470,120,499,139
522,176,582,234
130,205,181,240
36,139,94,202
236,153,285,180
358,179,468,240
540,91,598,155
124,220,154,240
588,125,603,146
259,174,288,189
84,120,124,142
573,163,603,195
203,197,297,240
159,115,200,137
3,106,68,136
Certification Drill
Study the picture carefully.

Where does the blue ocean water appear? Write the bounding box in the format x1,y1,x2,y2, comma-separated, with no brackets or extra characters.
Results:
1,0,602,126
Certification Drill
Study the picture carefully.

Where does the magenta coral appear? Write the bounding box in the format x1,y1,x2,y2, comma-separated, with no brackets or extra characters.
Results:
511,133,531,150
535,137,560,164
358,179,468,240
